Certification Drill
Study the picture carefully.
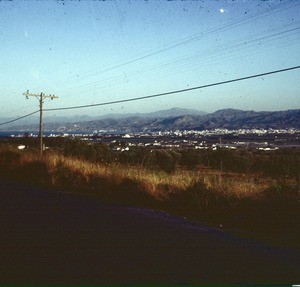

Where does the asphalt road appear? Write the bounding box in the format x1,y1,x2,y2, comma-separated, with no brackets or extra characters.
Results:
0,180,299,285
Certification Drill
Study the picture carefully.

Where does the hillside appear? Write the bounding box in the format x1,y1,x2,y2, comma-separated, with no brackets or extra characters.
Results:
1,108,300,133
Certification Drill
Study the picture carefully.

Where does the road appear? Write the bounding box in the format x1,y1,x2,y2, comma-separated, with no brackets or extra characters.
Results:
0,179,299,285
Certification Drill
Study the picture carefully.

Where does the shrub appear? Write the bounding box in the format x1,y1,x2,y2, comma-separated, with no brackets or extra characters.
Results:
179,149,200,169
147,149,177,173
64,139,114,164
188,180,232,211
0,150,21,177
262,181,299,203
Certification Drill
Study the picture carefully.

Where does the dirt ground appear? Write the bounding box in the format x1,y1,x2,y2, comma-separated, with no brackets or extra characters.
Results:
0,179,299,285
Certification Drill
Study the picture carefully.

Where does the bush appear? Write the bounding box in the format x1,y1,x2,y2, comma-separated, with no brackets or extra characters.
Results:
262,182,299,203
51,161,89,190
179,149,200,169
188,180,232,212
0,150,21,177
11,160,50,184
147,149,177,173
64,139,114,164
252,151,300,181
204,149,253,173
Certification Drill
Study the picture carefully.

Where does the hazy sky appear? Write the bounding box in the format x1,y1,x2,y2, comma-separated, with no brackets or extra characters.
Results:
1,0,300,119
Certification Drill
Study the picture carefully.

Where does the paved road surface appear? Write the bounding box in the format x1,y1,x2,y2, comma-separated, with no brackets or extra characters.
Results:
0,180,299,285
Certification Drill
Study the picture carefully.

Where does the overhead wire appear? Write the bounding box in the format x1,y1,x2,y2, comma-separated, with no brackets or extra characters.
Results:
59,24,300,95
137,27,300,83
1,2,298,126
43,65,300,112
54,17,300,97
1,65,299,127
1,1,299,103
42,0,298,92
56,29,300,99
0,110,39,127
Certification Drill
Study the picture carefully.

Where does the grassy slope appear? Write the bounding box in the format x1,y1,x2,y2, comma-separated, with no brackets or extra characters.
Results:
1,148,299,250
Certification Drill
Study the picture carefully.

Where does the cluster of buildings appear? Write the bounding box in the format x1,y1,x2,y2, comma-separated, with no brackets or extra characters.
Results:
8,128,300,152
105,128,300,151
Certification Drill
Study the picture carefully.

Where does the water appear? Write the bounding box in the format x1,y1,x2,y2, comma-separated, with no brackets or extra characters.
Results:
0,132,15,137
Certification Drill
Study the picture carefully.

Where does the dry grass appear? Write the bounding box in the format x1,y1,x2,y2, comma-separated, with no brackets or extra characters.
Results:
1,149,299,249
41,152,273,200
5,150,294,202
42,152,193,199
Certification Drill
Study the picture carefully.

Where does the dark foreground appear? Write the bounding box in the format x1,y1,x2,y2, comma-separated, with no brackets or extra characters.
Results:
0,180,299,285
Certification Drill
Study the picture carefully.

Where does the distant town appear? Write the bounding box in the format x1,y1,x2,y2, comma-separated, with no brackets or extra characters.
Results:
1,108,299,151
3,127,300,151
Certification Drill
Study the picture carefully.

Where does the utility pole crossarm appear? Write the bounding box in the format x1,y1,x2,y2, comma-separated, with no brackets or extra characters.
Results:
23,90,58,157
23,90,58,100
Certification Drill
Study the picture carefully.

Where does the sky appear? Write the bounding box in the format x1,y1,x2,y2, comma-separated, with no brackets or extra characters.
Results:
0,0,300,120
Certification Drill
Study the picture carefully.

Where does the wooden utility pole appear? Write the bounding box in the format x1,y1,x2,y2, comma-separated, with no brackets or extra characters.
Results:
23,90,58,158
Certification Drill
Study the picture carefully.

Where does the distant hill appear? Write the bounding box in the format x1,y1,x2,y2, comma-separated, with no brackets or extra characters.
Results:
197,109,300,130
1,108,299,133
88,107,206,120
0,107,205,129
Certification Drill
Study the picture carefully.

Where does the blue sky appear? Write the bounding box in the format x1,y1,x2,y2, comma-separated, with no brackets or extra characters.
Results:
1,0,300,119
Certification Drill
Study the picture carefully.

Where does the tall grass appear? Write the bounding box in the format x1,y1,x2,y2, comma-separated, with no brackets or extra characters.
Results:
42,152,270,200
0,148,299,249
1,149,297,204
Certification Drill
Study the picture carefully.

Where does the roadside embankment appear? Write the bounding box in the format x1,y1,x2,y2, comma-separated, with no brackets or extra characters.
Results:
0,148,299,250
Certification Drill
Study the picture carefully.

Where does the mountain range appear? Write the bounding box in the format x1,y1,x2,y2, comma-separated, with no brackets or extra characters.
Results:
1,108,300,133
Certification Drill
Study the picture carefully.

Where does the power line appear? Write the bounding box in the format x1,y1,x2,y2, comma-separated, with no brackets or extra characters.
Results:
62,24,300,95
44,65,300,112
42,0,298,92
0,110,39,127
0,65,299,128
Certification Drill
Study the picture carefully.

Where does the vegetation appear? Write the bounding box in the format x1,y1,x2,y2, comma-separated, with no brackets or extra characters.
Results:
0,138,299,249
